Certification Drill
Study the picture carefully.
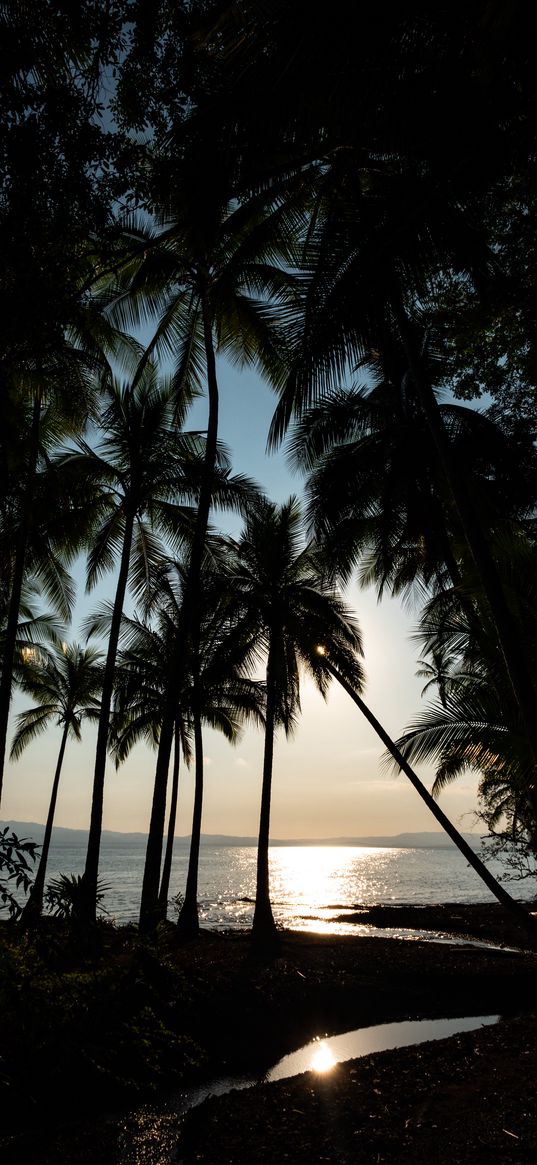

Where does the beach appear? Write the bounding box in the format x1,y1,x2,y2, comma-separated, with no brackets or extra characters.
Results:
2,902,536,1163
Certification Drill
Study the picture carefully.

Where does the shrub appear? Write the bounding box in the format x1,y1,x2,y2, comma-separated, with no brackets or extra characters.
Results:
0,828,39,918
44,873,110,921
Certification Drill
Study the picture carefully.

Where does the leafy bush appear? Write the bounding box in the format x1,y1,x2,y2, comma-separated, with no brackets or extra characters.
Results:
0,925,202,1127
44,873,110,920
0,828,39,917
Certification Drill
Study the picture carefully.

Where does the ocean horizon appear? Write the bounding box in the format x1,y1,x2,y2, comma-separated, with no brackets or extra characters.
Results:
3,820,534,932
1,819,483,849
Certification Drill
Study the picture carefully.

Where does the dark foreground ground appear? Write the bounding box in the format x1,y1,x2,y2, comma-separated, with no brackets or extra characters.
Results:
2,902,537,1163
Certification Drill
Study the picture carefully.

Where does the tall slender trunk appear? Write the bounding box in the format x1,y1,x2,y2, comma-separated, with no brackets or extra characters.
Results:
20,719,70,927
178,698,203,938
139,287,219,933
396,307,537,776
326,658,537,942
158,719,182,915
252,648,278,944
0,394,42,804
81,508,135,923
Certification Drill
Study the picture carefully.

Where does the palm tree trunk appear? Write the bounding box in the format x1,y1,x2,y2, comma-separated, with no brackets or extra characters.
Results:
139,285,219,933
326,657,537,943
252,652,278,945
396,306,537,777
81,508,135,924
139,703,175,931
158,719,182,915
20,718,69,927
0,393,42,804
178,700,203,938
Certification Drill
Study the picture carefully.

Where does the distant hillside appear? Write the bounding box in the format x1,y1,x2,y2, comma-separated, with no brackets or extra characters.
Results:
1,821,482,850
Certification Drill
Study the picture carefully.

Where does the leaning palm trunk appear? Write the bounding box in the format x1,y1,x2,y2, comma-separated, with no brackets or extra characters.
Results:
396,306,537,777
326,656,537,942
252,654,278,945
140,289,219,933
81,509,135,923
177,697,204,938
158,720,182,915
0,394,42,803
20,718,69,927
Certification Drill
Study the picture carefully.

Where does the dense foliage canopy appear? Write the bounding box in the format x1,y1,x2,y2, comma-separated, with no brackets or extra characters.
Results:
1,0,536,933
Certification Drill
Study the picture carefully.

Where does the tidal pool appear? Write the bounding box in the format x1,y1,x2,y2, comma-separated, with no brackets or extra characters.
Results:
264,1014,499,1081
166,1013,499,1117
118,1014,500,1163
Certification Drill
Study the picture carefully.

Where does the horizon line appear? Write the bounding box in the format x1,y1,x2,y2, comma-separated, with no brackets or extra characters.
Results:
1,819,481,846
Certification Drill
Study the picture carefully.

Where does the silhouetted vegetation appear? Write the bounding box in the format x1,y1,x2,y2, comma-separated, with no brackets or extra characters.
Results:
1,7,537,1144
0,828,38,916
1,921,536,1159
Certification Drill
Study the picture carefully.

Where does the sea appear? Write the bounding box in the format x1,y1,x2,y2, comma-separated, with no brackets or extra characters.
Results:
7,838,535,934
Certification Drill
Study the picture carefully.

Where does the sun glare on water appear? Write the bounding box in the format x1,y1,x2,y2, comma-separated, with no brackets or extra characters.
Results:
271,846,348,907
268,845,389,926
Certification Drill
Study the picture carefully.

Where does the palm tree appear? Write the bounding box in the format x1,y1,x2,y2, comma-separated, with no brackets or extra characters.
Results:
10,642,103,925
176,569,265,938
100,141,302,931
175,6,537,800
267,147,537,784
123,550,263,932
110,601,194,919
226,496,364,946
409,537,537,829
289,362,532,604
58,365,208,922
394,669,535,836
1,581,64,677
0,348,99,803
416,648,462,707
317,648,537,939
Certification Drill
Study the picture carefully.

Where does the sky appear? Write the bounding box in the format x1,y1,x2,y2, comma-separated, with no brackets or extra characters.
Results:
1,360,482,839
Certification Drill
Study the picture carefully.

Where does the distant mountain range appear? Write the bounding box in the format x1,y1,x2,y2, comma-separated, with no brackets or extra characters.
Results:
1,820,482,850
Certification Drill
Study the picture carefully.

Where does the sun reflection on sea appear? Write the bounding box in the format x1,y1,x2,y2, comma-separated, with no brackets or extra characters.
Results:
267,845,391,933
272,846,352,903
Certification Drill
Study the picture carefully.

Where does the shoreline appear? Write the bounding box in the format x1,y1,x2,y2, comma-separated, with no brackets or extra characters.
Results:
2,903,537,1162
331,899,537,947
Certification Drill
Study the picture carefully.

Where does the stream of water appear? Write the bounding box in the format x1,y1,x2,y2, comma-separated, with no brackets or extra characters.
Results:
116,1014,500,1163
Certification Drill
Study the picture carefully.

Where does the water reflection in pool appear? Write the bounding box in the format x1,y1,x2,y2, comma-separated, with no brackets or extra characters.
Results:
265,1015,499,1081
168,1016,500,1113
116,1014,500,1163
308,1038,337,1074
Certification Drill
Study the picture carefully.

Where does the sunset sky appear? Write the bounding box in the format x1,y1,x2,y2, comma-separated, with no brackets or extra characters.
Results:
1,361,481,839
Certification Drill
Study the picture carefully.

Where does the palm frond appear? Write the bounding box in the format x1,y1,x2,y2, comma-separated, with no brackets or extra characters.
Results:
10,705,58,759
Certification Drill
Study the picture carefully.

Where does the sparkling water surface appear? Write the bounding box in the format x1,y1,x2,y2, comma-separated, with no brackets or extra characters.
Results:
28,840,535,933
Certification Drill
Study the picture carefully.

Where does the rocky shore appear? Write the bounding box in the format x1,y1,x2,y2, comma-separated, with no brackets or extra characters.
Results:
2,903,536,1163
